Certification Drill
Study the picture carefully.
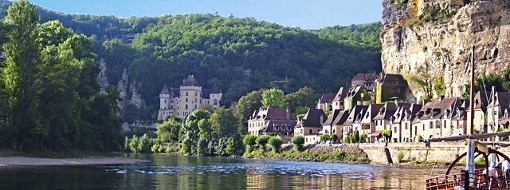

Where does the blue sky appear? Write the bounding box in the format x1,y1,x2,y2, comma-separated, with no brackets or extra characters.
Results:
28,0,382,29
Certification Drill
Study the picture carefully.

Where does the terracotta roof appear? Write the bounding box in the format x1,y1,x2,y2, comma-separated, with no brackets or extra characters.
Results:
300,108,326,127
319,93,336,104
182,75,200,86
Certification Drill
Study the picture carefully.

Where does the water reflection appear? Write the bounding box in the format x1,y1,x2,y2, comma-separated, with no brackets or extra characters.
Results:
0,154,445,189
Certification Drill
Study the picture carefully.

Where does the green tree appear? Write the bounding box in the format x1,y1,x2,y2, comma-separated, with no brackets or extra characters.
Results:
433,74,446,97
262,88,286,108
156,118,180,143
180,109,211,154
0,0,41,151
210,107,239,139
382,129,392,143
242,134,257,153
255,135,270,152
235,90,263,134
285,86,317,114
404,70,433,102
268,136,283,153
291,135,305,152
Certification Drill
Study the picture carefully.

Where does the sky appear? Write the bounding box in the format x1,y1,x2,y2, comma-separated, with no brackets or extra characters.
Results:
27,0,382,29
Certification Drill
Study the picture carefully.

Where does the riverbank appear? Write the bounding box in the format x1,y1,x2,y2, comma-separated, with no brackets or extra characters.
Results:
0,156,148,166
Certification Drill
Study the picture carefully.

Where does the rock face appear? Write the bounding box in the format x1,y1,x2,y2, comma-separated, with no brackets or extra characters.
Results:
381,0,510,98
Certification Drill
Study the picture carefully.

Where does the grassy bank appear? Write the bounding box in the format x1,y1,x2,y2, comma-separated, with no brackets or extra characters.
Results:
243,147,370,163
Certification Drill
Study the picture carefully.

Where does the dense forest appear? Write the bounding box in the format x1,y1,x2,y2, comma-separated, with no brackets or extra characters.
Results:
0,1,123,152
0,0,382,123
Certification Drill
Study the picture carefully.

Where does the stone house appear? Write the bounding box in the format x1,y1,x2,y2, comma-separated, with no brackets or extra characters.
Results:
487,90,510,133
247,107,295,137
398,104,422,142
466,91,490,134
342,105,368,143
413,97,462,140
343,85,365,111
158,75,222,121
321,109,349,140
389,105,409,143
351,72,377,92
359,104,384,143
373,101,408,142
331,87,347,110
375,73,407,104
294,108,326,144
316,93,336,110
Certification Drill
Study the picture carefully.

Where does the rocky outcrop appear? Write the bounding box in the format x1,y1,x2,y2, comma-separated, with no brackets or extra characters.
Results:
97,59,109,95
381,0,510,98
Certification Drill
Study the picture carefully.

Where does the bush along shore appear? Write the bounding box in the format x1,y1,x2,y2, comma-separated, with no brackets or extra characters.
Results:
243,143,370,164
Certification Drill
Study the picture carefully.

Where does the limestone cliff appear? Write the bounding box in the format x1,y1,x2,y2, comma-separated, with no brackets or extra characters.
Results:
381,0,510,99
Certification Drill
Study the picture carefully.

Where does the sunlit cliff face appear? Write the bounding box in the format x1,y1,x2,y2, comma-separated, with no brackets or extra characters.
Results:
381,0,510,99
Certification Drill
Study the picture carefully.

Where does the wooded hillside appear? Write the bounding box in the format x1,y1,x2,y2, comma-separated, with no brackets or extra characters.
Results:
0,1,382,122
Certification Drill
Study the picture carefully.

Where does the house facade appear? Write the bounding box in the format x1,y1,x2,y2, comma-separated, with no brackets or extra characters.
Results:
247,107,296,142
294,108,327,144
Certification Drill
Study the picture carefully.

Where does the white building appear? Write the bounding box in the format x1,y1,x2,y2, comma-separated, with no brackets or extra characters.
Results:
157,75,222,121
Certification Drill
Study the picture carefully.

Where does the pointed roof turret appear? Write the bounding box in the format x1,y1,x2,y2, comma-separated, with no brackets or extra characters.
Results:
182,75,200,86
160,83,170,94
211,84,221,93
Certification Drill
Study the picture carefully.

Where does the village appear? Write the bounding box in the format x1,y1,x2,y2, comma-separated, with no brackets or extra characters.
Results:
246,72,510,145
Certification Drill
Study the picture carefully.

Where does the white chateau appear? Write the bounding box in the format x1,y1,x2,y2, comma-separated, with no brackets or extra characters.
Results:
158,75,222,121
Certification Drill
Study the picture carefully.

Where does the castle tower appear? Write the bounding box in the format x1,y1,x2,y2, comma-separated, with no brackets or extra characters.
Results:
210,84,222,109
158,83,172,121
177,75,202,119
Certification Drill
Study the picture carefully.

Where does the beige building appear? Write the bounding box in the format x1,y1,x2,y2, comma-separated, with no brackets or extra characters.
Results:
247,107,296,142
157,75,222,121
294,108,326,144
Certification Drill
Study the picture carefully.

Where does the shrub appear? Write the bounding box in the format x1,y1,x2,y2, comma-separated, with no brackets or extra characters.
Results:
268,136,283,153
320,134,330,142
291,135,305,151
256,135,270,152
330,134,338,143
243,134,257,153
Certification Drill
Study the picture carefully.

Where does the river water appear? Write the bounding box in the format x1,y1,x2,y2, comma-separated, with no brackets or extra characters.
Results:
0,154,445,189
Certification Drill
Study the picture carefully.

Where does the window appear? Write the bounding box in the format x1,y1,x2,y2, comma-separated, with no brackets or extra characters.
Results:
186,92,188,96
186,98,188,102
195,92,197,96
164,99,166,103
213,99,218,105
185,104,188,109
309,129,312,134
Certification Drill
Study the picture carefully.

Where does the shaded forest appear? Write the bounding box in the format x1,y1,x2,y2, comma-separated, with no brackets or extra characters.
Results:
0,1,382,122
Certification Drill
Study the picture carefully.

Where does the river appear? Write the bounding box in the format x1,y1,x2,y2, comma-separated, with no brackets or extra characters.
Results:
0,154,446,189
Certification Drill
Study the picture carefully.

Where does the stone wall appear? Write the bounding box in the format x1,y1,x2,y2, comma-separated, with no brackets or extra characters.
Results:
359,142,510,165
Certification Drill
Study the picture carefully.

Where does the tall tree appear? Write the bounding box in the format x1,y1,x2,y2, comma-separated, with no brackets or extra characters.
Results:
235,90,263,134
261,88,286,108
285,86,317,115
210,107,239,138
0,0,41,150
